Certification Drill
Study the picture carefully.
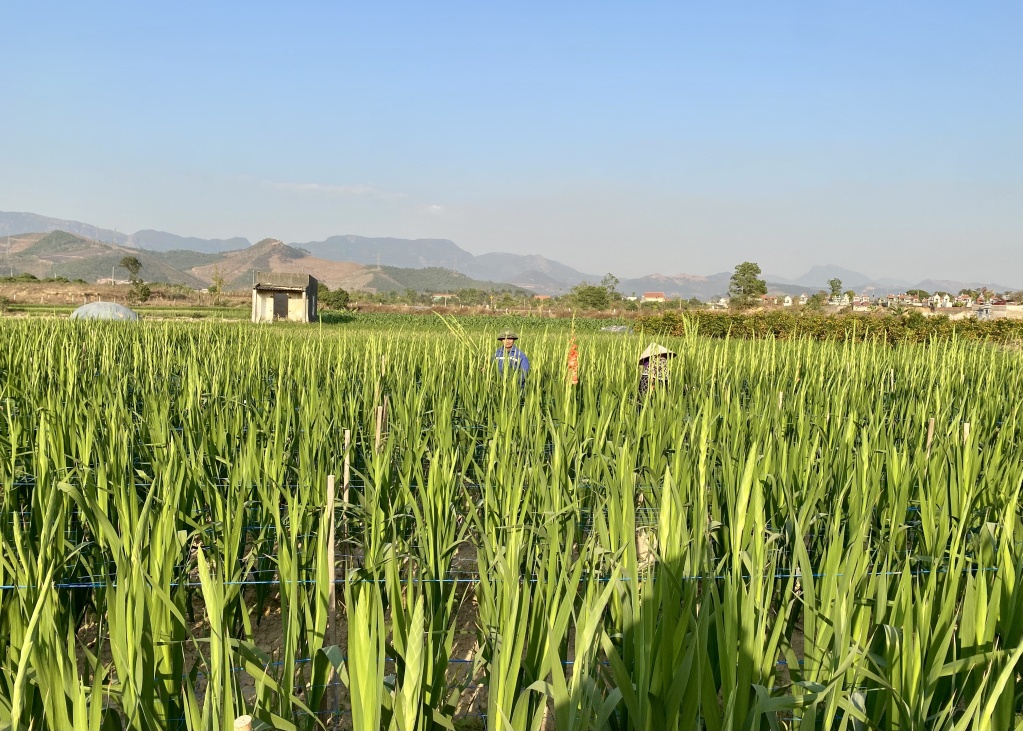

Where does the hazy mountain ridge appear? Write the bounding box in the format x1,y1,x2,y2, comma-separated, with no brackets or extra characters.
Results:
0,231,207,287
0,230,523,294
1,213,599,291
0,211,127,245
766,263,1016,296
2,211,1017,297
291,235,600,290
126,229,250,252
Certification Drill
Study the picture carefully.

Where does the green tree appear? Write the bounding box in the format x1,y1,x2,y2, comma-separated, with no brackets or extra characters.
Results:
728,262,767,309
319,283,350,310
843,290,856,301
906,289,930,300
118,255,150,303
572,283,610,310
118,256,142,280
804,291,828,312
208,266,227,306
456,288,488,306
827,278,843,299
959,288,978,298
600,273,622,301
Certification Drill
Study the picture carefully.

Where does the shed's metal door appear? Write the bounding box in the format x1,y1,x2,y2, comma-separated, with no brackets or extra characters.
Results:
273,293,288,320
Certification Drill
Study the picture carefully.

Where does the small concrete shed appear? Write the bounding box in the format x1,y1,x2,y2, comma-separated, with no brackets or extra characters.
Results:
252,272,318,323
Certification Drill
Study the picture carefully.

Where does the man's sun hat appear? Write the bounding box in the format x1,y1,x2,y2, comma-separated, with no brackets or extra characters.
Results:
638,343,675,362
497,329,519,340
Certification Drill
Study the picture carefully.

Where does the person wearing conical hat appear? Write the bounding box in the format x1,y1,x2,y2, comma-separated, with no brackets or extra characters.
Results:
493,328,530,386
638,342,674,396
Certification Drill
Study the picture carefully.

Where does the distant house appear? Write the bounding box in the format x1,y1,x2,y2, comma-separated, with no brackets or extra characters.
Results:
783,295,793,306
432,294,456,301
798,294,808,305
641,292,667,303
533,295,551,301
624,296,638,301
759,294,778,305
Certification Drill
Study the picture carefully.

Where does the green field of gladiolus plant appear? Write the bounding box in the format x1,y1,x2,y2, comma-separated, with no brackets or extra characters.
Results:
1,318,1022,730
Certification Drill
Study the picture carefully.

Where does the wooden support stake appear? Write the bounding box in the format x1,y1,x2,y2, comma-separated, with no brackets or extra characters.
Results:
343,429,351,518
375,405,383,453
890,369,894,390
963,422,970,445
326,474,336,628
778,391,783,410
926,417,935,458
325,473,338,716
233,716,253,731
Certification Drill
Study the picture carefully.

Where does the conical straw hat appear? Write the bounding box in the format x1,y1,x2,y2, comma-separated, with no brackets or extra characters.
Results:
638,343,675,362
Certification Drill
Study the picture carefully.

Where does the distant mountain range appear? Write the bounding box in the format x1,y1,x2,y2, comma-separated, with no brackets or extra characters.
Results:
762,264,1017,297
1,210,1017,297
0,231,526,294
0,211,602,292
289,234,601,291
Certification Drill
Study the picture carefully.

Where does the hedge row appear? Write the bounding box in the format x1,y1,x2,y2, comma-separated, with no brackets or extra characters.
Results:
636,310,1023,344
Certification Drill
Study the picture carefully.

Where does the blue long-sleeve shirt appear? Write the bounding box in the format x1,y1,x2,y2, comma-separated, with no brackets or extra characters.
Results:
493,345,529,385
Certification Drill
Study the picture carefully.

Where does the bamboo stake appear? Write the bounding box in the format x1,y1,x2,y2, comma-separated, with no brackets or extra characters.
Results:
963,422,970,445
343,429,351,520
233,716,252,731
326,473,336,620
926,417,935,458
778,391,783,410
325,473,338,716
375,405,383,453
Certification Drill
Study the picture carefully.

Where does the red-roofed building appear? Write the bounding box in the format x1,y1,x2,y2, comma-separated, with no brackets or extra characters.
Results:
641,292,667,303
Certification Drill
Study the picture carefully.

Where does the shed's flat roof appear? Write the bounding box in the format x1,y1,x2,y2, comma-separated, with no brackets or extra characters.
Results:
254,284,309,292
253,271,317,289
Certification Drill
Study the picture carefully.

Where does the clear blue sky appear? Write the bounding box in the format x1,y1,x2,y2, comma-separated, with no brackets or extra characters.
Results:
1,1,1020,283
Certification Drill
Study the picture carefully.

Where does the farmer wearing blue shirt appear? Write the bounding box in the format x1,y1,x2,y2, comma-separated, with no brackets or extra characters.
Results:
493,329,529,386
